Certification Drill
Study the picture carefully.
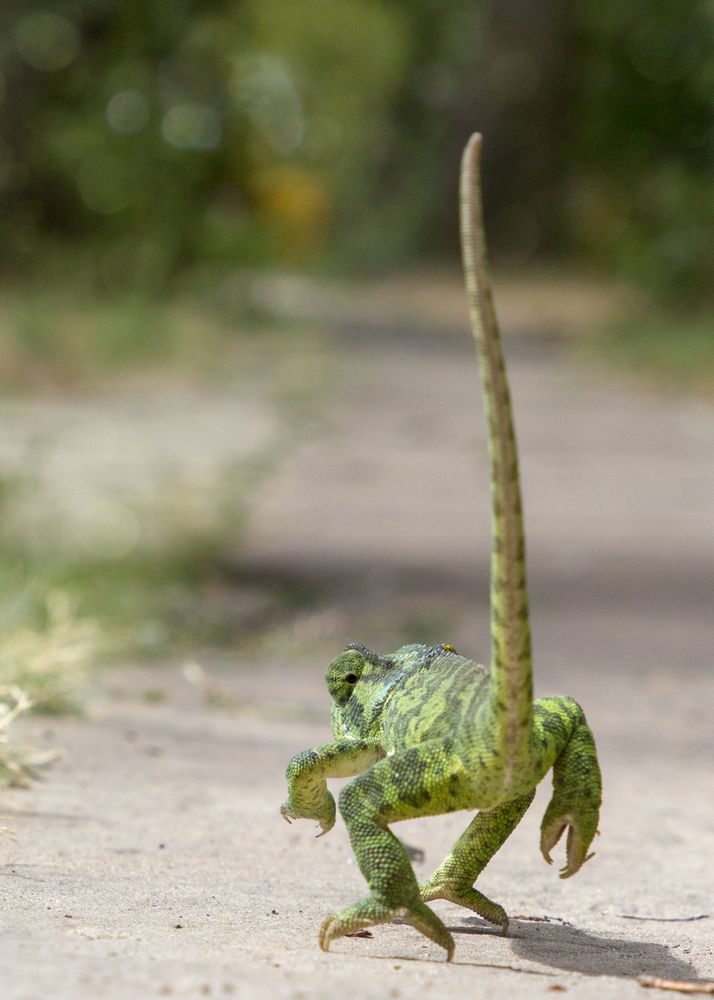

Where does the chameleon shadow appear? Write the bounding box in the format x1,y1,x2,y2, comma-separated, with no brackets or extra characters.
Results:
451,915,704,982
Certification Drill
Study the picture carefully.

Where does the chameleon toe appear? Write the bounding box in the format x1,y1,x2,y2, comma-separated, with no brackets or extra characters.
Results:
420,879,509,934
541,816,596,878
403,900,455,960
318,897,454,960
540,818,567,865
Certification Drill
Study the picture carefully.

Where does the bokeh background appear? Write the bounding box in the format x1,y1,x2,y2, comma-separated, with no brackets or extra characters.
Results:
2,1,713,294
0,0,712,738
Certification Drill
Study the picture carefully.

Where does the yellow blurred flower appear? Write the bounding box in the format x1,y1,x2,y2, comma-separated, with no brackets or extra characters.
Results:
251,166,332,260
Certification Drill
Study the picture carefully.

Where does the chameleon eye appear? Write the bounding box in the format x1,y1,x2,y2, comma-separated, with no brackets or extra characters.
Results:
345,673,358,684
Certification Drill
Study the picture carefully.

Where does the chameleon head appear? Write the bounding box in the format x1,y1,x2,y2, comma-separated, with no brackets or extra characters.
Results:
324,649,366,707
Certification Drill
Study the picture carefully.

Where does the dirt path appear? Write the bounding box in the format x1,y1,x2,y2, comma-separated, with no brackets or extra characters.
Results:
3,289,714,998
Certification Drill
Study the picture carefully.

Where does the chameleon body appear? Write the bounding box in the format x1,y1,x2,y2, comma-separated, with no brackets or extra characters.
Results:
281,134,602,960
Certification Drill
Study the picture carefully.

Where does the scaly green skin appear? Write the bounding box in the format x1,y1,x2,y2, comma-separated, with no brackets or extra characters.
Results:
281,134,602,960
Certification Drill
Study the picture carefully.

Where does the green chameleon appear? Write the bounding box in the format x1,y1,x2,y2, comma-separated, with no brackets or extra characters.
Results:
280,133,602,961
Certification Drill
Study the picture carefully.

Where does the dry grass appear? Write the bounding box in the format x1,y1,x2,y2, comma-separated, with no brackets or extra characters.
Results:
0,591,98,716
0,591,97,792
0,685,59,791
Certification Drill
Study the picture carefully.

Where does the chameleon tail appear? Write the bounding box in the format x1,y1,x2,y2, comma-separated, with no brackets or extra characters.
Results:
460,134,533,786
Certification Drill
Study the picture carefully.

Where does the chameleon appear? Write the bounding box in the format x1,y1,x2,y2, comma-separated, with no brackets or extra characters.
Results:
280,133,602,960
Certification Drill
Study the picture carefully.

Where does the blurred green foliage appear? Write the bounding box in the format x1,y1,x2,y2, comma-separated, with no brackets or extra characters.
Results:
570,0,714,302
588,310,714,393
0,0,416,288
0,0,712,301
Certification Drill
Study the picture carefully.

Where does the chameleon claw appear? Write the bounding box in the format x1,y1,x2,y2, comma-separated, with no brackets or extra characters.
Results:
319,901,454,960
315,810,336,837
542,817,595,878
559,850,595,880
540,819,567,866
318,914,337,952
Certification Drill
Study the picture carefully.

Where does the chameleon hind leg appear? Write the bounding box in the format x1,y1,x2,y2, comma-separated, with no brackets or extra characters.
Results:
417,698,601,931
419,790,535,933
534,697,602,877
320,742,470,960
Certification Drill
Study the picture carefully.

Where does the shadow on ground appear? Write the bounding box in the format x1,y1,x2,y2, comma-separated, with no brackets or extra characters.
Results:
455,916,702,981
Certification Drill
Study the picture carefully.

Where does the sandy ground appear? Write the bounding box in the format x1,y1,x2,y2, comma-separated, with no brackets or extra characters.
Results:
2,282,714,998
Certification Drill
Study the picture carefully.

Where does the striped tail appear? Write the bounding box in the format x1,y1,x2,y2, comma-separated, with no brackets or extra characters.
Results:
460,133,533,782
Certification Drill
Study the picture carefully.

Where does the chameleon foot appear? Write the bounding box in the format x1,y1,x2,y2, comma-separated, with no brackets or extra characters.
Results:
280,790,336,837
538,700,601,878
540,813,596,879
319,894,455,960
419,878,509,934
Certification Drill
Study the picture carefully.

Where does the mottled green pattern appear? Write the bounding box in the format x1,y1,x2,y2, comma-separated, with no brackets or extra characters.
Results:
281,136,602,960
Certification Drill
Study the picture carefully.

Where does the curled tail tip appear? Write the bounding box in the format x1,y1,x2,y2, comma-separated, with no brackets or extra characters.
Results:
464,132,483,159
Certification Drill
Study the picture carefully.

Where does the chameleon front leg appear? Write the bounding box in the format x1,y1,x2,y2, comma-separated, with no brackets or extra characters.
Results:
419,790,535,933
281,739,384,835
320,742,470,960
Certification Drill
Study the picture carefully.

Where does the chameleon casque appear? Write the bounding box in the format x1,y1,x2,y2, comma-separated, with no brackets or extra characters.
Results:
280,133,602,960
